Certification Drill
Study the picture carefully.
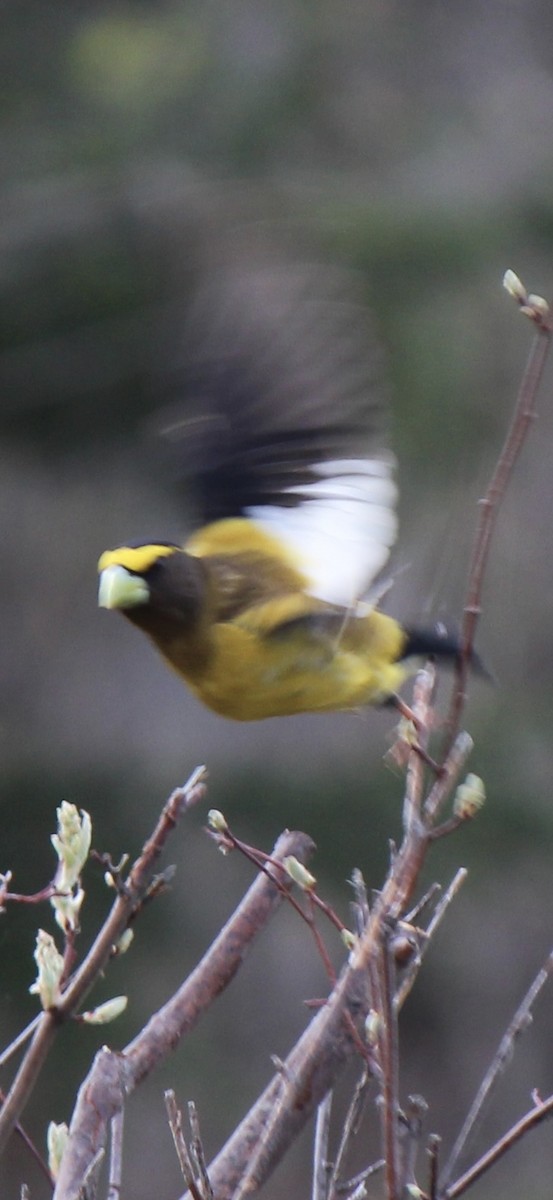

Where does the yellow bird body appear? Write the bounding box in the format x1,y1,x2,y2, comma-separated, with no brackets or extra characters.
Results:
99,519,407,720
98,254,462,720
188,613,405,721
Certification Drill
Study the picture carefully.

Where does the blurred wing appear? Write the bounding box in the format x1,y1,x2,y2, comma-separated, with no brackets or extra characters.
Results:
158,258,397,606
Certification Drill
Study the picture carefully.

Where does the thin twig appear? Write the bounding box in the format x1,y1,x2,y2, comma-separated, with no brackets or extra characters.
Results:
445,1091,553,1199
400,1094,428,1192
0,1016,41,1069
423,733,473,824
403,667,435,836
188,1102,213,1200
312,1091,333,1200
106,1108,124,1200
377,928,401,1200
222,829,350,945
0,1089,54,1188
349,1183,368,1200
165,1092,204,1200
428,814,465,842
395,869,468,1011
442,948,553,1187
328,1069,371,1197
405,882,441,925
447,306,552,746
349,869,370,935
80,1147,105,1198
427,1133,441,1200
335,1157,385,1194
306,893,339,988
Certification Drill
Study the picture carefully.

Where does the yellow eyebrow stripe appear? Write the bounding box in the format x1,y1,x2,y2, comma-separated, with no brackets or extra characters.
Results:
97,545,177,574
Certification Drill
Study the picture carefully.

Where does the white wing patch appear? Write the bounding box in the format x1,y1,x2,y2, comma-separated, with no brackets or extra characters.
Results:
248,454,398,607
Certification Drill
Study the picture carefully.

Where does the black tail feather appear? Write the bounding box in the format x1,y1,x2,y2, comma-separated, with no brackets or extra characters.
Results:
401,623,490,680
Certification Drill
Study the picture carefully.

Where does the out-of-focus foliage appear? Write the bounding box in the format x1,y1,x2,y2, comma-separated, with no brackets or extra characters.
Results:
2,3,553,1198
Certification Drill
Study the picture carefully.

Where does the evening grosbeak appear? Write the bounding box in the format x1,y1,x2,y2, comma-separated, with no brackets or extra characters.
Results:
98,256,462,720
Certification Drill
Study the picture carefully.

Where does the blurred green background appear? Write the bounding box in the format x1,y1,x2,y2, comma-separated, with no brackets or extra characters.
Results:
2,2,553,1196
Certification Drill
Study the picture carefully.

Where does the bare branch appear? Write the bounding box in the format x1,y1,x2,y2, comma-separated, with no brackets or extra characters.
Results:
52,829,313,1200
312,1091,333,1200
165,1092,204,1200
427,1132,441,1200
106,1108,124,1200
187,780,441,1199
335,1157,385,1195
403,667,435,836
0,1016,41,1071
376,931,401,1200
445,1091,553,1199
328,1069,371,1197
395,868,467,1011
423,733,473,825
442,948,553,1188
447,305,552,745
194,965,370,1200
188,1102,213,1200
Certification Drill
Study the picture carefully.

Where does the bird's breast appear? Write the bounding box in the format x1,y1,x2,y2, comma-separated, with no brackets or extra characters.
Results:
170,610,407,721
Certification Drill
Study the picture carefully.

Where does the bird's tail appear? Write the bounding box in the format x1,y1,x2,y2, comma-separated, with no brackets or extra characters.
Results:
401,623,489,678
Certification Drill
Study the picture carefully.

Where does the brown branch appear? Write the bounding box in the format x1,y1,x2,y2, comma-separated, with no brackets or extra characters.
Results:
106,1108,124,1200
445,1092,553,1199
312,1091,333,1200
395,868,467,1012
0,1088,54,1189
446,304,552,747
328,1069,371,1197
335,1157,385,1194
427,1132,441,1200
401,1094,429,1192
183,731,468,1200
165,1091,205,1200
423,733,473,825
52,659,467,1200
187,962,371,1200
191,659,470,1198
403,667,435,836
0,1016,41,1071
441,947,553,1189
188,1101,213,1200
376,929,401,1200
52,829,314,1200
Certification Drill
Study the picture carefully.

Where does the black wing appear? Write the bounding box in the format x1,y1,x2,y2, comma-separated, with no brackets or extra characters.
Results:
156,253,397,605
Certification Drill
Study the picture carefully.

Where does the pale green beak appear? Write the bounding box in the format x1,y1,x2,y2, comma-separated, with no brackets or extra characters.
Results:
98,564,150,610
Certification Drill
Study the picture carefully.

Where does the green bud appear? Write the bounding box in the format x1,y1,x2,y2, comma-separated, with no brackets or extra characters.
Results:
81,995,128,1025
52,886,85,934
29,930,64,1009
114,929,134,956
503,269,527,303
207,809,228,833
51,803,92,892
454,773,485,819
47,1121,69,1180
526,293,550,317
364,1009,381,1046
283,856,316,891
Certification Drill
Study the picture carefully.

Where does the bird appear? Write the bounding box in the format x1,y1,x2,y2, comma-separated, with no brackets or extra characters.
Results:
97,252,464,721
